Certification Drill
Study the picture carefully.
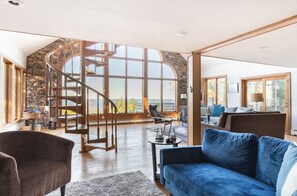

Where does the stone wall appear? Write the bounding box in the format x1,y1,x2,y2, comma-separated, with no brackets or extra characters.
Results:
162,52,187,107
26,38,78,127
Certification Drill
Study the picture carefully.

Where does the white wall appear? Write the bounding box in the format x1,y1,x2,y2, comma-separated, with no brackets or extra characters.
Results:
0,33,26,132
0,32,26,67
202,60,297,132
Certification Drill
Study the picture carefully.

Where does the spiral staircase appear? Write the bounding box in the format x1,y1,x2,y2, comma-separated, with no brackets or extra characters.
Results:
45,41,118,153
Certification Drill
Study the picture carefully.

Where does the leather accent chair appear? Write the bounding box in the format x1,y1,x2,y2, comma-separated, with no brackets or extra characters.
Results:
148,105,173,130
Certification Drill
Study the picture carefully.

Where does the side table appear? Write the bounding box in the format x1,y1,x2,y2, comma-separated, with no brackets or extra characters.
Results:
148,138,182,181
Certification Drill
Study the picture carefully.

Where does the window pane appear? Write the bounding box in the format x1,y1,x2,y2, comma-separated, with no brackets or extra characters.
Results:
127,79,143,113
148,80,161,110
64,56,81,74
113,45,126,57
109,78,125,113
86,77,104,114
148,49,161,61
163,64,176,79
163,80,176,111
217,78,226,105
148,62,161,78
207,79,216,105
109,59,125,76
127,60,143,77
247,81,263,110
127,46,143,59
266,79,286,112
86,76,104,92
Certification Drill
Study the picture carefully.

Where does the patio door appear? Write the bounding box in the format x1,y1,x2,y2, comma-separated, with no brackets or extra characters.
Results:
241,73,291,134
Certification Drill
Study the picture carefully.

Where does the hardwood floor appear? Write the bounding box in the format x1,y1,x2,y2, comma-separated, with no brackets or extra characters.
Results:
42,123,297,195
42,122,186,195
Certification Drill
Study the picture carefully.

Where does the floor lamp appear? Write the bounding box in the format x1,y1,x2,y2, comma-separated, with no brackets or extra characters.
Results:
250,93,264,111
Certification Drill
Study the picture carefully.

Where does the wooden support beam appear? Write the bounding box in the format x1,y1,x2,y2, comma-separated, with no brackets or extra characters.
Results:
187,53,201,145
196,15,297,54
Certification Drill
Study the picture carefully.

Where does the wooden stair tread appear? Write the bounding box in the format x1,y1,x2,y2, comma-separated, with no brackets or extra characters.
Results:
85,41,98,47
86,67,96,75
58,114,83,120
58,96,82,103
85,49,106,57
66,125,88,134
85,58,106,67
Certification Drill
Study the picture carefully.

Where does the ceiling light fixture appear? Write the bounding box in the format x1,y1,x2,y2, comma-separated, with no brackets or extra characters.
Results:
258,46,269,50
176,31,188,37
7,0,22,6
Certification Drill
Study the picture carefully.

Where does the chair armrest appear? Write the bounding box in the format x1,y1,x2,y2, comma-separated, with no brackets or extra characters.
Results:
0,152,21,196
159,146,203,185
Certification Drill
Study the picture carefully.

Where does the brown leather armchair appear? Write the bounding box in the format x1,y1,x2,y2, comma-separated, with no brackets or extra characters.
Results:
0,131,74,196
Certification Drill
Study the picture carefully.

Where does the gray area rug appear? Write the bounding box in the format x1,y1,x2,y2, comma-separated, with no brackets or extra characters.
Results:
47,171,164,196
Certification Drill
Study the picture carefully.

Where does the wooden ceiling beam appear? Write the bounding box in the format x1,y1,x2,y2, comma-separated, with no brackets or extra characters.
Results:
195,15,297,54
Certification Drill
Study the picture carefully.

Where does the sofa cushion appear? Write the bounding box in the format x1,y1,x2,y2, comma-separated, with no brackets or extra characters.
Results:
225,106,238,113
217,112,229,128
236,107,253,113
18,159,67,196
276,143,297,196
202,129,258,177
164,163,275,196
212,105,225,117
256,136,290,187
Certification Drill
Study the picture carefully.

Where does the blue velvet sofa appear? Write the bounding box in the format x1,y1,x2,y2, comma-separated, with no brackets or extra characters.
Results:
160,129,292,196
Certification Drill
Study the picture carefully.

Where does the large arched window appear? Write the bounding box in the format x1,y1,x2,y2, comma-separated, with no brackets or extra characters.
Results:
64,45,177,115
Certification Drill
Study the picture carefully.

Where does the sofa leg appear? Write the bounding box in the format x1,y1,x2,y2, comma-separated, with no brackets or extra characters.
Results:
60,185,66,196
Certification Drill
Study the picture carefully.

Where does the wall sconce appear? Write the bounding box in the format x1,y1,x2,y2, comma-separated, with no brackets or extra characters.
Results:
180,94,187,99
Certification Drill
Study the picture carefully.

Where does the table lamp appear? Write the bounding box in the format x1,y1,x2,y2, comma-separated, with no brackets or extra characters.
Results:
250,93,263,111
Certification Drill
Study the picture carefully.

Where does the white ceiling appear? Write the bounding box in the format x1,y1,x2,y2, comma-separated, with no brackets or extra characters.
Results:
0,0,297,53
205,23,297,68
0,30,57,56
201,56,233,69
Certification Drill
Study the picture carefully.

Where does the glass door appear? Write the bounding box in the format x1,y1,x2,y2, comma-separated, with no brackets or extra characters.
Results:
265,79,286,113
242,73,291,133
246,80,263,111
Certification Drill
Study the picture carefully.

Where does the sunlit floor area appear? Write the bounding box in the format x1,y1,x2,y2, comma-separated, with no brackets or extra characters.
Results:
41,122,297,195
42,122,187,195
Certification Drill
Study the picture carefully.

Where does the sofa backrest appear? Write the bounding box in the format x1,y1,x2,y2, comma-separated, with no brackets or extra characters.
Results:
224,113,286,139
202,129,258,177
256,136,290,188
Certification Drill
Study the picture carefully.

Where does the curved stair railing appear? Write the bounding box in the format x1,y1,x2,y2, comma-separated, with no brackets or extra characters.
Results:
45,41,118,153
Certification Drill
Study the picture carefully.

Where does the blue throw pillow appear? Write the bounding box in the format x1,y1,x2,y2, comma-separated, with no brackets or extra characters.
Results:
212,105,225,117
202,129,258,177
255,136,290,187
276,143,297,196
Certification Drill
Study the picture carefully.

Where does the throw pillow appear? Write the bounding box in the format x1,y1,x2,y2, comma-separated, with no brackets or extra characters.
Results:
236,107,253,113
202,129,258,177
212,105,225,117
276,143,297,196
255,136,291,187
201,106,210,116
224,106,237,113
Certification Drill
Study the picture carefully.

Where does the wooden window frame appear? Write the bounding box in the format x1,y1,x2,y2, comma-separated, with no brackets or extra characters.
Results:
241,72,291,134
203,75,227,106
64,46,178,116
